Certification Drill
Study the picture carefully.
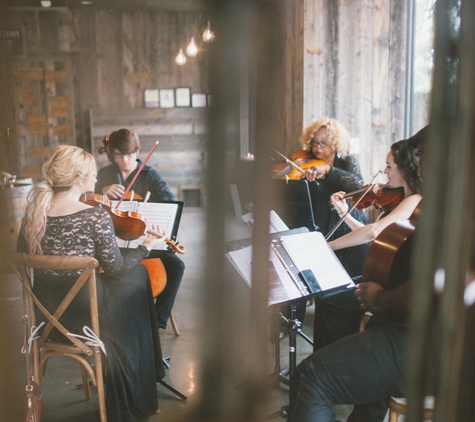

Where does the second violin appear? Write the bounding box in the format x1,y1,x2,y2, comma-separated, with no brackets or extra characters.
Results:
342,183,405,212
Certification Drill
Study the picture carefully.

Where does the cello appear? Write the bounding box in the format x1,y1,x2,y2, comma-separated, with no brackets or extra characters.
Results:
362,205,420,289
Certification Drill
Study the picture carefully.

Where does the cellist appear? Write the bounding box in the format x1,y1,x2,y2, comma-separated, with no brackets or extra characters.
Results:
95,129,185,332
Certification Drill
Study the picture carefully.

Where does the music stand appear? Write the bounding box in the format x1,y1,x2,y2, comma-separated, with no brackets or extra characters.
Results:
226,229,355,418
271,180,318,232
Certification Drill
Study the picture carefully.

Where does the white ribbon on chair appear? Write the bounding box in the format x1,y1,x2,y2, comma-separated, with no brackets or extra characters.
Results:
68,326,107,356
21,322,45,355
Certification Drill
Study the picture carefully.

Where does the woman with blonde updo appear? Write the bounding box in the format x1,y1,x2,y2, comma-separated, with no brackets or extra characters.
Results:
18,145,166,422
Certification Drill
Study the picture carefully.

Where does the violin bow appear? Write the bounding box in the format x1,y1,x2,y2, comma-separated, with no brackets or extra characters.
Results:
116,141,159,208
273,149,306,174
325,171,382,241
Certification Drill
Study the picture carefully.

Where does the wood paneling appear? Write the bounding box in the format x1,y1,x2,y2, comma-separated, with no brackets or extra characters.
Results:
90,107,208,195
303,0,408,183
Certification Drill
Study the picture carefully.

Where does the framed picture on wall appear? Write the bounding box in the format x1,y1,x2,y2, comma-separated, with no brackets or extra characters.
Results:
144,89,159,108
191,93,207,108
159,89,175,108
175,87,191,107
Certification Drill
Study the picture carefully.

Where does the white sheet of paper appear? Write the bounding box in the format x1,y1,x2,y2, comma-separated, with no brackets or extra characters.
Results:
112,201,179,250
280,231,354,291
226,244,303,306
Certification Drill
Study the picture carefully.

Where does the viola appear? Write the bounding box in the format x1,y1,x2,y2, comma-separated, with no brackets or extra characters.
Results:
272,150,326,180
342,183,405,212
80,192,186,253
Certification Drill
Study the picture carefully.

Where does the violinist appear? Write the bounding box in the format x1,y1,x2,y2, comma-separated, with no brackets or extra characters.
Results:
17,145,165,421
328,138,423,250
312,138,423,351
298,117,370,278
95,128,185,331
288,126,429,422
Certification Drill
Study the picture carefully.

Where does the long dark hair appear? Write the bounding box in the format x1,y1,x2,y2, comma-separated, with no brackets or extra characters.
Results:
391,139,422,194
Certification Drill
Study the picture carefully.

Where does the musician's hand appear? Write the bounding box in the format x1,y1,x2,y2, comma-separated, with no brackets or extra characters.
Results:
102,184,125,199
354,281,384,313
142,224,167,250
304,165,329,181
330,191,348,215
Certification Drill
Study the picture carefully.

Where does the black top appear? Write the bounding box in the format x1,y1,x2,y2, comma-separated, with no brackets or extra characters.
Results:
95,159,175,202
309,153,368,240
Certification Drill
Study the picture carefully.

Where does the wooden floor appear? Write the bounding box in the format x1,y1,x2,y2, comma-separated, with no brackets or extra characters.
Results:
0,207,369,421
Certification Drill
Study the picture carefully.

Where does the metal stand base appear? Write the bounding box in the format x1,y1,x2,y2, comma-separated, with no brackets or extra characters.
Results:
158,356,188,400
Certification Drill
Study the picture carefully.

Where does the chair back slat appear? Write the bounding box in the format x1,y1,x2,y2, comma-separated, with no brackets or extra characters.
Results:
9,253,100,355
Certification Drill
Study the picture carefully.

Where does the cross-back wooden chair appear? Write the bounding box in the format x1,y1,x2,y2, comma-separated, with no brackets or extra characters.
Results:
9,252,107,422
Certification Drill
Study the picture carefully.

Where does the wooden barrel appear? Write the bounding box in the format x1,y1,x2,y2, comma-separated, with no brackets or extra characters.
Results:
0,183,33,254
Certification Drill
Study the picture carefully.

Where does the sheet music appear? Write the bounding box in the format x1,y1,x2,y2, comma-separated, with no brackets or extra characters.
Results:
269,210,289,233
111,201,180,250
280,231,354,291
226,245,301,306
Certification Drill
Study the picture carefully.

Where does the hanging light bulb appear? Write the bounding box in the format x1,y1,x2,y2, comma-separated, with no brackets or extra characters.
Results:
186,37,198,57
202,21,215,43
175,48,187,66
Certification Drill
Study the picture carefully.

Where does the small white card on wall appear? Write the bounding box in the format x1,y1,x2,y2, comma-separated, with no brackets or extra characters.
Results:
144,89,159,108
191,93,207,107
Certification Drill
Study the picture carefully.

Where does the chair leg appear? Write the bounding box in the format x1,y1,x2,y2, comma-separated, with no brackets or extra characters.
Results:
80,364,92,400
170,309,180,336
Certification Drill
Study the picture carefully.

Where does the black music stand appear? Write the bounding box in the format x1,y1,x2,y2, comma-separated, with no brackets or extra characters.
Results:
271,180,318,232
226,229,355,419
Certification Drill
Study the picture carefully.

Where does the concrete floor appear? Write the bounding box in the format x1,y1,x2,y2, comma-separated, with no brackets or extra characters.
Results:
1,208,361,422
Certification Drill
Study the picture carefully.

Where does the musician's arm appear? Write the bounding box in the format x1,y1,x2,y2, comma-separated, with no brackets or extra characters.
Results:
355,281,412,313
328,194,422,250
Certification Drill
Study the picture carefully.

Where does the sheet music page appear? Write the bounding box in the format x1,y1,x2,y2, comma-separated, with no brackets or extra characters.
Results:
280,231,354,291
269,210,289,233
226,246,252,286
226,245,302,306
111,201,179,250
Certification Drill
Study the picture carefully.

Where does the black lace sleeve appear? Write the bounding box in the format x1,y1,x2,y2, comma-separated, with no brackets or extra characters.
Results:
325,155,365,192
92,209,149,277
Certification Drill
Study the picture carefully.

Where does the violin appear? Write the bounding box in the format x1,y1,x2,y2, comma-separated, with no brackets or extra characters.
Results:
342,183,405,212
80,192,146,240
79,192,186,254
272,150,326,180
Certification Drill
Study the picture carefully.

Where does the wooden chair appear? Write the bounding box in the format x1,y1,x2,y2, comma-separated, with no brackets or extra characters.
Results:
9,252,107,422
387,396,435,421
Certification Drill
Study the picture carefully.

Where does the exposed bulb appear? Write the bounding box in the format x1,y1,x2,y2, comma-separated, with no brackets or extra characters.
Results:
175,48,187,66
202,21,215,43
186,37,198,57
41,0,52,7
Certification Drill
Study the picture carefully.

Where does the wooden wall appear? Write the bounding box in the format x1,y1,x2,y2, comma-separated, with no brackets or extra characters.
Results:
0,7,210,198
0,1,412,193
303,0,408,183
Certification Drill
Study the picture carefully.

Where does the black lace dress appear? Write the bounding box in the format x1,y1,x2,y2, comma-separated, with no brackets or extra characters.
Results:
17,207,165,422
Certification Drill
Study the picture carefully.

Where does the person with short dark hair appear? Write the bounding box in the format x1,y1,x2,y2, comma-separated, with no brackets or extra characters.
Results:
95,128,185,330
